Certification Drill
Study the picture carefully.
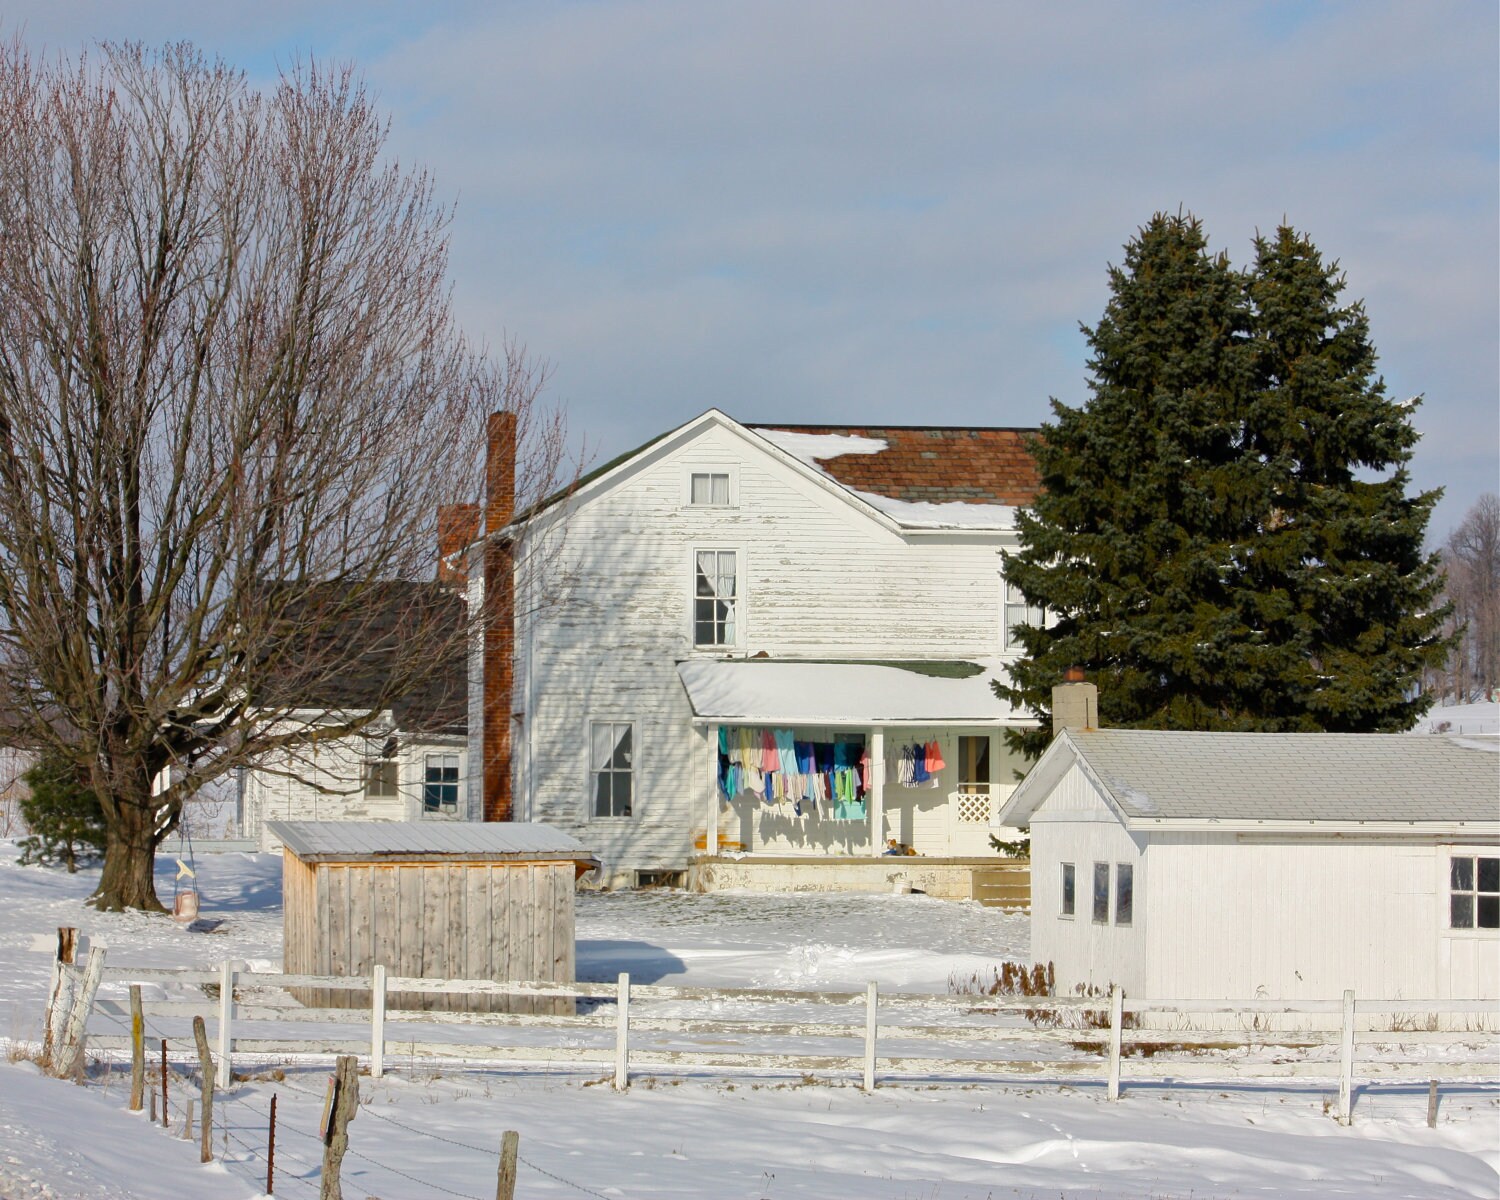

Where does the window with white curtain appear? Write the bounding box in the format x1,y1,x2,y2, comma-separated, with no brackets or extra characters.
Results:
591,721,634,818
694,550,738,646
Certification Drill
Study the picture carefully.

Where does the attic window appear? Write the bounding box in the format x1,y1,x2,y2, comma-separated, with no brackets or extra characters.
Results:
689,471,732,507
1450,855,1499,930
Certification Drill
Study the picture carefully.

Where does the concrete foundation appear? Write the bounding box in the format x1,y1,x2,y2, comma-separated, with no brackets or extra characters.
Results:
687,855,1029,909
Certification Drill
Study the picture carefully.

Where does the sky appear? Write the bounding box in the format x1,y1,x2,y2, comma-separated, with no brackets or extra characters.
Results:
7,1,1498,538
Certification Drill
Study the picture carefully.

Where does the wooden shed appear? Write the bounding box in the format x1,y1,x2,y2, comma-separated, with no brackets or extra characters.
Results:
268,820,598,1013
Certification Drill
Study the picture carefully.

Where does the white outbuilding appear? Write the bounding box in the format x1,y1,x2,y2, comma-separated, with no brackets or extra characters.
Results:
998,724,1499,1002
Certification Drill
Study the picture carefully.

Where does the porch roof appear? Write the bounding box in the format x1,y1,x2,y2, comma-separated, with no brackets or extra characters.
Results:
676,658,1022,727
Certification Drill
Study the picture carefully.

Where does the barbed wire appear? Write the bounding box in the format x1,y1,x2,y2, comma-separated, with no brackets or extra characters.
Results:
276,1070,619,1198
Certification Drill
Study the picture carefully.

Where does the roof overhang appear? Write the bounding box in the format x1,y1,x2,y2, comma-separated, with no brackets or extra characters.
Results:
678,658,1029,727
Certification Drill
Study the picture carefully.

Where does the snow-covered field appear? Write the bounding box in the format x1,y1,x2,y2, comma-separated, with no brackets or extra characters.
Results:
0,846,1496,1200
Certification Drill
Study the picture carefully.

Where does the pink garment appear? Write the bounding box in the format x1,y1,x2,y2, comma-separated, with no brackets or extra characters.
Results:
761,728,779,771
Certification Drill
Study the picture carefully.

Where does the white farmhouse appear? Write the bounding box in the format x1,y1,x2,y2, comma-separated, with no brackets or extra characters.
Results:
999,689,1500,1002
468,408,1043,892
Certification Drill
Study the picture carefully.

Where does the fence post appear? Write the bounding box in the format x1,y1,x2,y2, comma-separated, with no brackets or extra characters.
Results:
319,1055,359,1200
267,1093,277,1196
863,981,878,1093
43,927,78,1063
218,959,236,1086
1426,1080,1439,1128
370,965,386,1080
129,986,145,1111
495,1129,520,1200
1106,985,1123,1101
614,972,631,1091
1336,988,1356,1125
192,1014,216,1163
54,943,106,1080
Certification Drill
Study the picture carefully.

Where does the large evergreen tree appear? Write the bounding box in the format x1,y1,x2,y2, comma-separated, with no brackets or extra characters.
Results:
998,214,1449,758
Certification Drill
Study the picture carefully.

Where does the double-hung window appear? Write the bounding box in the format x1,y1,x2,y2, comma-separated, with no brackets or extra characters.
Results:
1002,578,1044,653
592,721,634,818
422,753,460,814
694,550,738,647
1450,854,1499,930
365,760,398,800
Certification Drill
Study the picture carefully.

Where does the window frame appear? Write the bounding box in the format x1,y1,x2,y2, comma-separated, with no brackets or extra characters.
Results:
1092,861,1110,924
590,719,635,820
683,465,738,508
1000,575,1046,654
1060,862,1075,919
421,752,461,816
692,546,742,649
364,759,399,800
1115,862,1134,926
1447,850,1499,932
957,735,991,795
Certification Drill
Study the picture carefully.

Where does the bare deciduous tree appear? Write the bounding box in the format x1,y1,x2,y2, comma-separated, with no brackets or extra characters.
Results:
0,41,566,910
1430,493,1500,703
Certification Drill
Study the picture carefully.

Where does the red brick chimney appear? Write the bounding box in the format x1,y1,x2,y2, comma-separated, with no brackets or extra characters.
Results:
436,504,480,587
483,412,517,822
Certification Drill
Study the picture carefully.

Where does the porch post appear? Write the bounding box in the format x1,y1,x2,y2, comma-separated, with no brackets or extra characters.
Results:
706,724,720,856
869,727,885,855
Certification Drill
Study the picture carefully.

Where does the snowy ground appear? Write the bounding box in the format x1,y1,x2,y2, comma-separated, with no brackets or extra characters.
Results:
0,846,1496,1200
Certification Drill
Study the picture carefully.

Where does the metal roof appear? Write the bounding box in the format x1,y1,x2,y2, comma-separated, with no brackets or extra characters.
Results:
677,658,1023,726
1001,729,1500,829
266,820,597,863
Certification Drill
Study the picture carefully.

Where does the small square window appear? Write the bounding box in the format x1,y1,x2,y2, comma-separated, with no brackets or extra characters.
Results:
690,472,731,506
1060,862,1075,917
1115,863,1133,926
365,760,398,799
1092,862,1110,924
1450,854,1499,930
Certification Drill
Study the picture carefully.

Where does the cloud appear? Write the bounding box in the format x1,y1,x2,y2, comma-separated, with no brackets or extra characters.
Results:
5,0,1495,533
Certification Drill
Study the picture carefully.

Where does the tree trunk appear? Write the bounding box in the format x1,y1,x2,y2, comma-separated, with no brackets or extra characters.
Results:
91,790,164,912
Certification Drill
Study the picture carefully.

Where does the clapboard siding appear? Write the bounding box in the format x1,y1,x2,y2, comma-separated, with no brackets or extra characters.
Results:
506,421,1025,882
246,726,468,848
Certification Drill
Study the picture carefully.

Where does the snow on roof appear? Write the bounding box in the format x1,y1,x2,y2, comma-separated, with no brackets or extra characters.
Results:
753,427,1020,530
1002,729,1500,829
676,658,1020,725
266,820,597,862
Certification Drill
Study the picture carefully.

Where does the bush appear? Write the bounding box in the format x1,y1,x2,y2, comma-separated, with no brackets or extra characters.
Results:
19,754,105,872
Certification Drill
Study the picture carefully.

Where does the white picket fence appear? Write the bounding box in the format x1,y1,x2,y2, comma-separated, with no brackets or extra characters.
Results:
53,947,1499,1126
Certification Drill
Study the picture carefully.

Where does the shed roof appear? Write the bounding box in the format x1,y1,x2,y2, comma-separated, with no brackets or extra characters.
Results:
1000,729,1500,831
267,820,597,864
677,658,1023,726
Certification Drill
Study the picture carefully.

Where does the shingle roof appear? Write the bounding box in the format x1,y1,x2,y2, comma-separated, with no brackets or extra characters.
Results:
1058,730,1499,825
747,424,1041,506
267,820,597,862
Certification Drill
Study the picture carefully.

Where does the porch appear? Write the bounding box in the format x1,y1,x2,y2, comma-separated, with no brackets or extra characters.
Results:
687,852,1030,909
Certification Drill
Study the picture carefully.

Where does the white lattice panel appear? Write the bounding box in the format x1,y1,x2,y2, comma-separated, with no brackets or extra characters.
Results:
957,792,992,824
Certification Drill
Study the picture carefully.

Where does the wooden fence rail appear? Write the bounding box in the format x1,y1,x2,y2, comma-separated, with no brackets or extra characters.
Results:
52,955,1499,1127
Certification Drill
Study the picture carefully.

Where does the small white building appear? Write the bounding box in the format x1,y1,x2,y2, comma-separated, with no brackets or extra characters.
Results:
998,724,1499,1001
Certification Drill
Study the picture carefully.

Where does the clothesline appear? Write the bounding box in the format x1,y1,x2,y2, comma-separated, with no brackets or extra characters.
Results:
717,726,869,820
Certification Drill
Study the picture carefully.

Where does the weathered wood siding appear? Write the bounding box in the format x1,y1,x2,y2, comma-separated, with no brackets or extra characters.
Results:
245,726,468,848
285,858,577,1014
509,420,1027,883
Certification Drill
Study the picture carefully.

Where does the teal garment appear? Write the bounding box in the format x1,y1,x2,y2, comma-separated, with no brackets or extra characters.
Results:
833,795,867,821
774,728,796,775
718,726,728,755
